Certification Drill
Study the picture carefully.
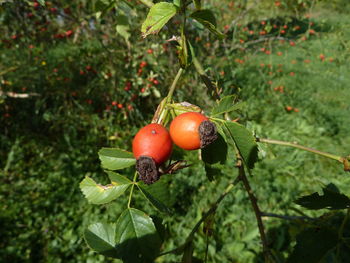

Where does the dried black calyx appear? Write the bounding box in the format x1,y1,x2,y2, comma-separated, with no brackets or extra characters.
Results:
199,120,218,149
136,156,160,185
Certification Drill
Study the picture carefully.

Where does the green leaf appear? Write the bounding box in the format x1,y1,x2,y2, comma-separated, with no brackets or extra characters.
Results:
173,0,181,7
80,173,131,204
190,9,225,39
98,148,136,170
37,0,45,6
213,121,227,142
141,2,177,38
84,222,118,258
140,0,154,7
137,178,172,214
95,0,114,14
204,163,223,181
211,95,244,117
295,184,350,210
188,41,220,100
115,208,162,263
116,15,130,41
169,102,202,116
287,227,338,263
224,121,258,169
201,133,227,165
181,241,194,263
193,0,201,10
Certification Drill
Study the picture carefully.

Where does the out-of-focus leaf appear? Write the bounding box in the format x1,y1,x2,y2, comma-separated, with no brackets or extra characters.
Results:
140,0,154,7
295,184,350,210
141,2,177,38
193,0,201,10
98,148,136,170
190,9,225,39
116,15,130,41
287,227,338,263
181,241,194,263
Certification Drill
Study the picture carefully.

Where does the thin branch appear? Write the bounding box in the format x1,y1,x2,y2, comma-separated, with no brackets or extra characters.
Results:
0,91,40,98
127,172,138,208
238,161,271,261
257,137,350,172
261,212,314,221
337,208,350,259
158,176,240,257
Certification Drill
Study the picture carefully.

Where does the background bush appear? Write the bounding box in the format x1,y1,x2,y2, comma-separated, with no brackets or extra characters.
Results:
1,0,349,262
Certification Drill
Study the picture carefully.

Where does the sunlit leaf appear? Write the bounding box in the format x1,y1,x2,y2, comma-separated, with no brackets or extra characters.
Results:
211,95,244,117
141,2,177,38
98,148,136,170
80,173,131,204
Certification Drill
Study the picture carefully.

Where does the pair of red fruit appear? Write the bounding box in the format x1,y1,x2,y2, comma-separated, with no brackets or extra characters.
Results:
132,112,217,183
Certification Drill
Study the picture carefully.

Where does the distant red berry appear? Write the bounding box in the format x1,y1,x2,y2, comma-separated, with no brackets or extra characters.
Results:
285,106,293,112
65,30,73,37
140,61,147,68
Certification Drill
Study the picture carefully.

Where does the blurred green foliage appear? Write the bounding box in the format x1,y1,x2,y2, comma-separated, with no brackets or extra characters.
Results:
1,0,349,262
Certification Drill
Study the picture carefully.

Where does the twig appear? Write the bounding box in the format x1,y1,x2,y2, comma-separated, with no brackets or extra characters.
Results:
158,176,240,257
337,208,350,259
238,160,271,261
127,172,138,208
261,212,314,221
257,137,350,171
0,91,40,98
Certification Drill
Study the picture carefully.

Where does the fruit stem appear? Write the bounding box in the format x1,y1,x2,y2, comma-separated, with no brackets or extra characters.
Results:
127,172,138,208
257,138,343,162
167,67,184,103
156,67,184,124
